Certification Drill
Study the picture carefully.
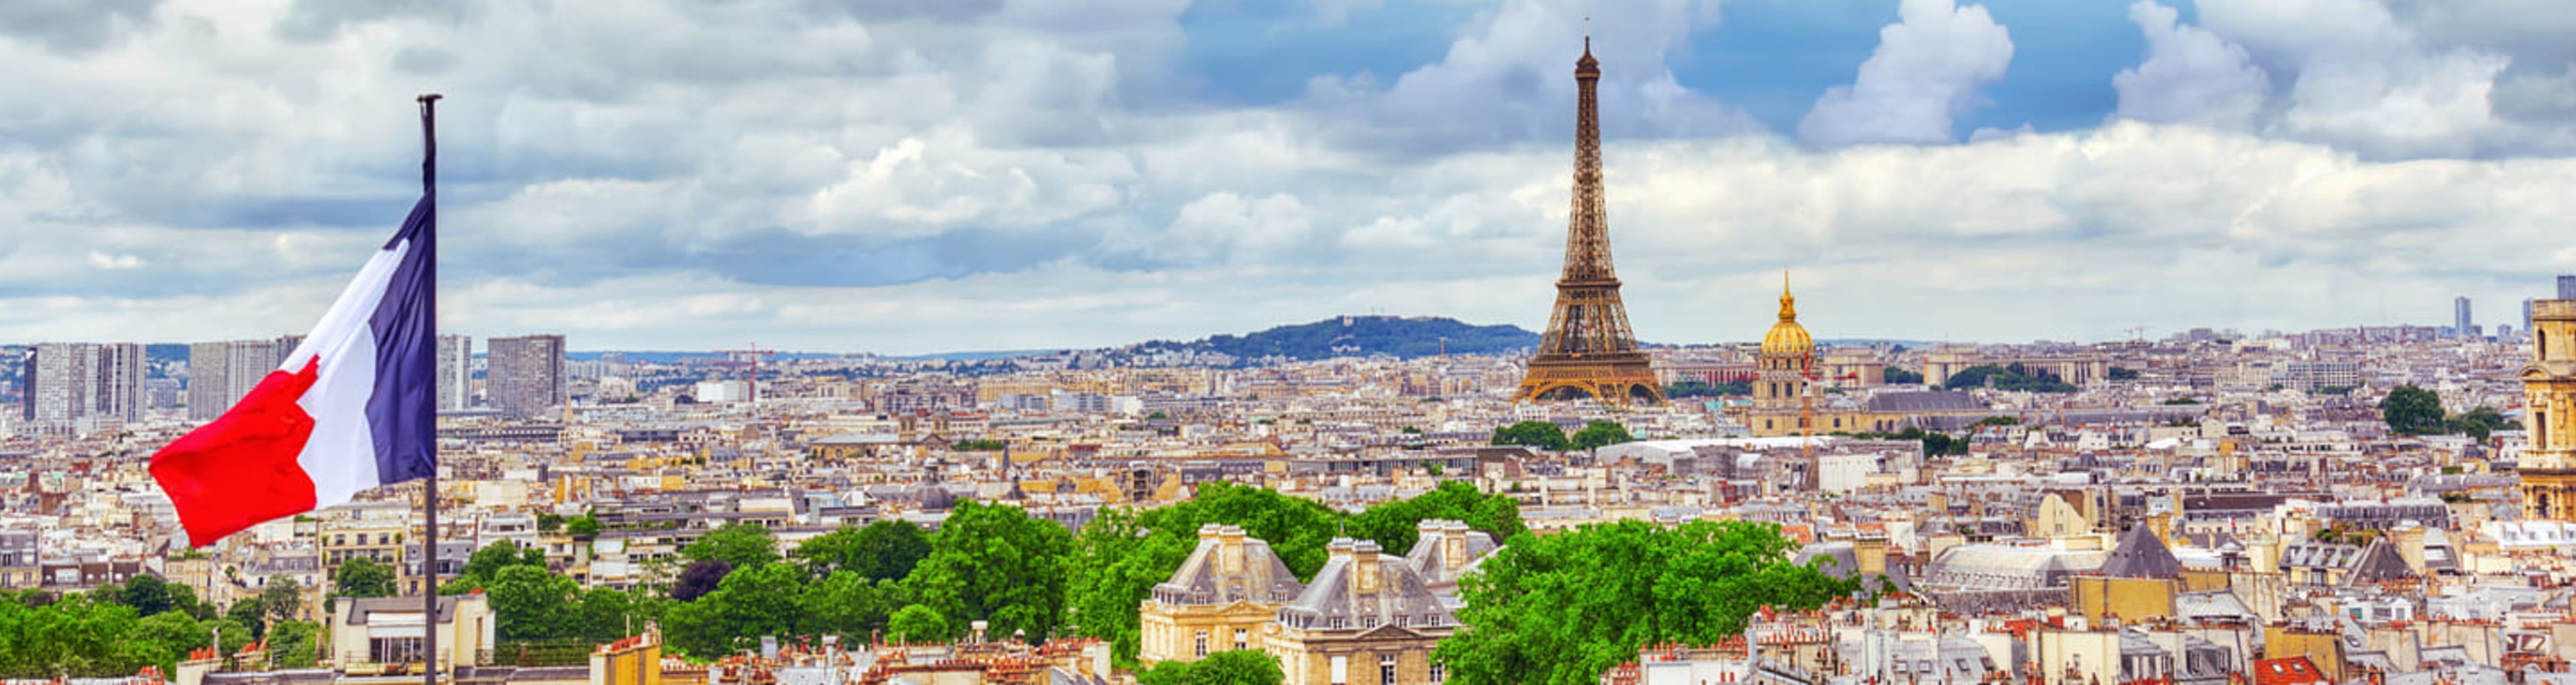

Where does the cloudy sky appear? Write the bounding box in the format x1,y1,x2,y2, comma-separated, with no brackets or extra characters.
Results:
5,0,2575,354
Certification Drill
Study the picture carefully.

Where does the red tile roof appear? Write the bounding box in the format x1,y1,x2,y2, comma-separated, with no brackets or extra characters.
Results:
2253,657,2329,685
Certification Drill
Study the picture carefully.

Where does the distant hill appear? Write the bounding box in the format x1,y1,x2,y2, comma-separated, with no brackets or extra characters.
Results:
1163,316,1539,360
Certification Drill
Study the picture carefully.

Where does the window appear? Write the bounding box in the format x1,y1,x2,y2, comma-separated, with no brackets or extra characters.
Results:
1430,661,1446,684
1195,629,1208,657
1331,656,1349,685
1235,629,1249,651
1381,655,1399,684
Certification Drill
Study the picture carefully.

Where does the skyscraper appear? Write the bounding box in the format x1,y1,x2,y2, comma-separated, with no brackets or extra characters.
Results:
2560,274,2575,300
187,341,231,421
93,344,144,422
487,335,566,419
186,336,310,420
21,343,144,425
437,335,472,411
2457,297,2473,338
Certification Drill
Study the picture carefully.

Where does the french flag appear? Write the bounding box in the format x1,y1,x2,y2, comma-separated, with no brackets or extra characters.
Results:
152,146,438,548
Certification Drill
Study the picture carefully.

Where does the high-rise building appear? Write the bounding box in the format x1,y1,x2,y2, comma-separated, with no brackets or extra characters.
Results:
186,336,307,420
21,343,144,425
436,335,472,411
486,335,566,419
2521,298,2576,519
93,344,144,422
2559,274,2575,300
187,341,232,421
2456,297,2474,338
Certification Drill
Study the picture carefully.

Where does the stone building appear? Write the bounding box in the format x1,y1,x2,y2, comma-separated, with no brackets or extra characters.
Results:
1138,525,1305,664
2522,299,2576,519
1266,538,1458,685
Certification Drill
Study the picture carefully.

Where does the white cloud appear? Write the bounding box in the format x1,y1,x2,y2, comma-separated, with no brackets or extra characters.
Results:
2188,0,2542,158
1797,0,2016,147
2114,1,2271,129
0,0,2573,352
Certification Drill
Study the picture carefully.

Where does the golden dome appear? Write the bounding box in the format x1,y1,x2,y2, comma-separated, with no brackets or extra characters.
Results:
1761,273,1813,356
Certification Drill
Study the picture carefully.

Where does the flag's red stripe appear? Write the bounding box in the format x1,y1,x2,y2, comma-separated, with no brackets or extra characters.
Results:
150,360,323,547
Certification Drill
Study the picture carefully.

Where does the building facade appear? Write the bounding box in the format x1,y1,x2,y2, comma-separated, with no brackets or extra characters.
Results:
1266,539,1457,685
488,335,566,419
1138,525,1306,664
2523,299,2576,520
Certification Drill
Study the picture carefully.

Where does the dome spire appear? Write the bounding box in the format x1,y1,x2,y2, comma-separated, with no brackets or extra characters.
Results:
1778,270,1796,321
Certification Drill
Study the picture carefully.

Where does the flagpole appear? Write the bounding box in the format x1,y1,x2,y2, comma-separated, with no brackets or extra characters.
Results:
416,91,442,685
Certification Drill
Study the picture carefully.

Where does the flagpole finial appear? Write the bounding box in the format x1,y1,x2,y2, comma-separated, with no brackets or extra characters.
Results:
417,93,443,103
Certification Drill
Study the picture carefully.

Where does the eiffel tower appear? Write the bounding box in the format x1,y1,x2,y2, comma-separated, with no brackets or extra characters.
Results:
1515,38,1664,405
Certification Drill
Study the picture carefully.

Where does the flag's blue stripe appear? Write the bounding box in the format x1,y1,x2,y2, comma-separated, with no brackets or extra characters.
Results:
365,195,437,485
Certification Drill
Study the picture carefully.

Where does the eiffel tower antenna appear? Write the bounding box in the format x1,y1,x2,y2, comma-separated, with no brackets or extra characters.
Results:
1515,37,1664,406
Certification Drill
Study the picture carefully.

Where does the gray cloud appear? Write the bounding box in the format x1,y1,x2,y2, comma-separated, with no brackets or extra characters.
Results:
0,0,158,52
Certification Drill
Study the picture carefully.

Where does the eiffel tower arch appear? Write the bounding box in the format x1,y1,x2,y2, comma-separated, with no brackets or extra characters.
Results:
1514,39,1665,406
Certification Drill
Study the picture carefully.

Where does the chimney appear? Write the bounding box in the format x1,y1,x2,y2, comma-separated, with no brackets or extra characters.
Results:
1220,525,1247,574
1444,521,1470,571
1855,535,1888,577
1344,539,1383,596
1199,523,1224,543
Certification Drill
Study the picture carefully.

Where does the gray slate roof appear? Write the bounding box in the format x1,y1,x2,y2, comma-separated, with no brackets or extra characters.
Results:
1152,525,1305,606
2096,524,2183,578
1278,538,1455,633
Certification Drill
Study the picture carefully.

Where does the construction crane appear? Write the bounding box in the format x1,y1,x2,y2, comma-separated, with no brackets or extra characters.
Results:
710,345,775,402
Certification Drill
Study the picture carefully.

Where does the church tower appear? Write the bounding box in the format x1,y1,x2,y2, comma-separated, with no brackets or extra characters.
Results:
1750,275,1816,437
1513,39,1664,405
2522,299,2576,519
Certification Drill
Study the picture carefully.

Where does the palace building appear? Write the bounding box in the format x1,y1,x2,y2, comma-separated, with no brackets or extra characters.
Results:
1138,525,1307,664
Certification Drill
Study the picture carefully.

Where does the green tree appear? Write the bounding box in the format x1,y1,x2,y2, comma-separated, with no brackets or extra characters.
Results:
101,574,208,619
800,571,904,641
1943,364,2076,392
1435,521,1857,685
268,620,323,668
906,501,1077,643
2448,406,2509,442
1568,421,1635,451
684,523,779,569
1138,649,1287,685
1065,483,1342,662
2106,367,2139,380
567,514,604,539
445,541,549,594
663,562,806,658
1345,481,1527,558
794,520,932,582
0,591,158,677
226,598,268,639
953,439,1007,451
1664,380,1751,398
1489,421,1570,451
486,565,582,641
332,558,396,598
1884,367,1925,384
887,604,948,643
258,577,305,626
2381,384,2447,435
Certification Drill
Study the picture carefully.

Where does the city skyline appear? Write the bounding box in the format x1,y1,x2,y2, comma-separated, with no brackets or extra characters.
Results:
5,0,2575,354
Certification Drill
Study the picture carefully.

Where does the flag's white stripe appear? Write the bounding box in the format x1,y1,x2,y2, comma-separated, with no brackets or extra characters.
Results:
285,239,410,509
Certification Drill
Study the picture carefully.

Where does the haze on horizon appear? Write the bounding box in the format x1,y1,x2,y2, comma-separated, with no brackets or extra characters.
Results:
5,0,2575,356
